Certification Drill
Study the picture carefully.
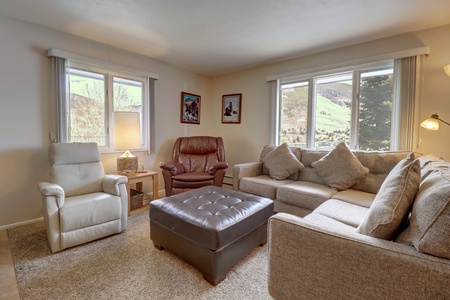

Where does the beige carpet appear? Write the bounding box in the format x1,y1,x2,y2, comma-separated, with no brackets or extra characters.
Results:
7,209,272,300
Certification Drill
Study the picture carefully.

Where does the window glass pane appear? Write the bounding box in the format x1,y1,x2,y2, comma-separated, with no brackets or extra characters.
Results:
358,69,393,150
113,77,143,145
315,74,352,150
280,81,309,147
68,69,106,146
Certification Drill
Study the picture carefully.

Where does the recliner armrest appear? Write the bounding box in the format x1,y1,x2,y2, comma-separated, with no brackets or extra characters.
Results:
208,162,229,174
38,182,65,208
103,174,128,196
160,161,185,175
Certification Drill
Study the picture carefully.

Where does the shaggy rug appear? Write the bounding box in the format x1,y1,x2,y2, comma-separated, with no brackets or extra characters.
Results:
7,209,271,300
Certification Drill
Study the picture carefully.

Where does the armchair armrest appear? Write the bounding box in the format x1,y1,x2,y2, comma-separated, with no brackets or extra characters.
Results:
38,182,65,208
233,162,263,190
160,161,185,175
208,162,229,174
268,213,450,300
103,174,128,196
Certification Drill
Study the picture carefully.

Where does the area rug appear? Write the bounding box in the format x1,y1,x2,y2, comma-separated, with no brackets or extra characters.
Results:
7,209,271,300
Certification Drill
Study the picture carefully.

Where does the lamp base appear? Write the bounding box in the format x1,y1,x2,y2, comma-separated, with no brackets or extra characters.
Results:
117,156,138,171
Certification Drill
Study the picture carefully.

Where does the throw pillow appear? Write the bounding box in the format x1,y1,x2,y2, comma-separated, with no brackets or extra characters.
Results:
311,142,369,190
261,143,304,180
396,168,450,259
357,153,420,240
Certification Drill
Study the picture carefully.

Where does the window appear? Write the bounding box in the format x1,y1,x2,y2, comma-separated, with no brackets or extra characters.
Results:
66,63,148,152
48,48,158,153
278,62,394,151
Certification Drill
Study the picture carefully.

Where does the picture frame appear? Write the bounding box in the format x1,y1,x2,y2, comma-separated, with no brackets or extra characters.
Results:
180,92,201,124
222,93,242,124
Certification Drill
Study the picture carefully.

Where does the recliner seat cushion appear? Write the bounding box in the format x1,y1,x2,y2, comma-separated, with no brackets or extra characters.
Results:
60,192,122,232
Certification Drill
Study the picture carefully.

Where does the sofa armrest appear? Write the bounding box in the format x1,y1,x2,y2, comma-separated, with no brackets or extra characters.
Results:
268,213,450,300
103,174,128,196
233,162,263,190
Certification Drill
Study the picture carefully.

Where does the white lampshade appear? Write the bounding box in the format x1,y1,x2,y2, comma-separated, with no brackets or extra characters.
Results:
444,64,450,77
114,112,141,150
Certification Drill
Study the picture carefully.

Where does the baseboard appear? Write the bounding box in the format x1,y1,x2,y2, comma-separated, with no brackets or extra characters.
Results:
0,217,43,231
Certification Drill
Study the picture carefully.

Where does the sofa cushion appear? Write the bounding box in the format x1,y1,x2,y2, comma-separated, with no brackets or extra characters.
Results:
311,142,369,190
261,143,304,180
396,168,450,259
313,199,369,228
239,175,295,200
357,153,420,240
276,181,338,211
332,189,376,208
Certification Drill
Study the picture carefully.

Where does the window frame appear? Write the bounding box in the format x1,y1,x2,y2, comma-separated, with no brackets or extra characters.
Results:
66,61,149,153
277,60,395,150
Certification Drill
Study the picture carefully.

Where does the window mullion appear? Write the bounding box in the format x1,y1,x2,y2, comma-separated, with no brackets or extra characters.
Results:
307,78,316,149
105,74,113,150
350,71,361,149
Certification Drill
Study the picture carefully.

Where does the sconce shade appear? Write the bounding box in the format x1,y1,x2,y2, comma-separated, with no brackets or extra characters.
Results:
420,114,440,130
444,64,450,77
114,112,141,150
420,113,450,131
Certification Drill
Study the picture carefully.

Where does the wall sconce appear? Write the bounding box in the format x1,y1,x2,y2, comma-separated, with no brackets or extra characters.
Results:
420,113,450,130
114,112,141,172
444,64,450,76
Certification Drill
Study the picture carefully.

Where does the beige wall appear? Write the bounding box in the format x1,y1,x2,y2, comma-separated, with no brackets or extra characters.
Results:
1,15,449,228
212,24,450,176
0,17,212,228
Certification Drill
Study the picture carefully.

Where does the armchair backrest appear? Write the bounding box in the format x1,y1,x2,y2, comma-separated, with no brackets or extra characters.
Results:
49,143,105,197
172,136,225,173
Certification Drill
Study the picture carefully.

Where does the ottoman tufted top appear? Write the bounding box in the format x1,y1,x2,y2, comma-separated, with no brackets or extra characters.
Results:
150,186,274,251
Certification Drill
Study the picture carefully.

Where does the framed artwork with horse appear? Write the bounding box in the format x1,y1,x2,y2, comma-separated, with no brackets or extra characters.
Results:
222,93,242,124
180,92,201,124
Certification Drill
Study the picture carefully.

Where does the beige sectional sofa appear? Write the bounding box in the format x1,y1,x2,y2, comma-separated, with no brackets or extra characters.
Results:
233,143,450,299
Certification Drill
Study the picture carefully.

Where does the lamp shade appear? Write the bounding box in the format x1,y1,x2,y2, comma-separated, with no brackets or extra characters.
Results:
444,64,450,77
114,112,141,150
420,117,439,130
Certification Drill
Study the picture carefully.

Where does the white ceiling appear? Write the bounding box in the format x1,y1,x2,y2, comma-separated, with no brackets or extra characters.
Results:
1,0,450,77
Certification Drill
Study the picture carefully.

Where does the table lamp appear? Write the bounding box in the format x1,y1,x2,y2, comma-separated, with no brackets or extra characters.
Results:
114,112,141,172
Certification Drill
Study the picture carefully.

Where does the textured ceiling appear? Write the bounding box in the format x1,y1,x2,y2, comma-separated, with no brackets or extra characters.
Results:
1,0,450,76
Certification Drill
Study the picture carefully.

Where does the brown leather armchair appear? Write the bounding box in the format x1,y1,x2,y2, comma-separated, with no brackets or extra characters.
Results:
160,136,228,196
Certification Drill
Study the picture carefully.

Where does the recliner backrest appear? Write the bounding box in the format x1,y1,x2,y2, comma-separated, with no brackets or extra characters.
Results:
49,143,104,197
172,136,225,173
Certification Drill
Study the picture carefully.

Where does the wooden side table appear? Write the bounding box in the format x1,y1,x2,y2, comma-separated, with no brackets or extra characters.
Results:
112,171,158,215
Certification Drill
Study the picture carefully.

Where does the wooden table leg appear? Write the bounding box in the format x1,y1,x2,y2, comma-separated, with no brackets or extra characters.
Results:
153,173,159,200
126,181,131,216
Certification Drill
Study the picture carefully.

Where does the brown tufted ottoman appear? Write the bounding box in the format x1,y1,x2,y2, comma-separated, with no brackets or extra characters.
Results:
149,185,274,285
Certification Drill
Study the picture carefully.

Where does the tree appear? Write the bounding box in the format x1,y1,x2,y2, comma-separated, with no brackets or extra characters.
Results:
359,75,393,150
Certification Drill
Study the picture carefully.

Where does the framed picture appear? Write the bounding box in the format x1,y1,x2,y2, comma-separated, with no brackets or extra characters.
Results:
180,92,201,124
222,93,242,124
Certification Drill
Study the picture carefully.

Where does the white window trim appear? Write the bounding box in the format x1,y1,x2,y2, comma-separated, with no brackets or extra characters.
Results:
48,48,158,154
275,61,395,150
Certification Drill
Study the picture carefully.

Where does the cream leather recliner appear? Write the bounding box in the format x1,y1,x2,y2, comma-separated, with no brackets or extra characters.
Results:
38,142,128,253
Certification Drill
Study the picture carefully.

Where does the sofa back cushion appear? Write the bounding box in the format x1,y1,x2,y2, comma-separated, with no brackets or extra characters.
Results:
396,165,450,259
357,153,421,240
